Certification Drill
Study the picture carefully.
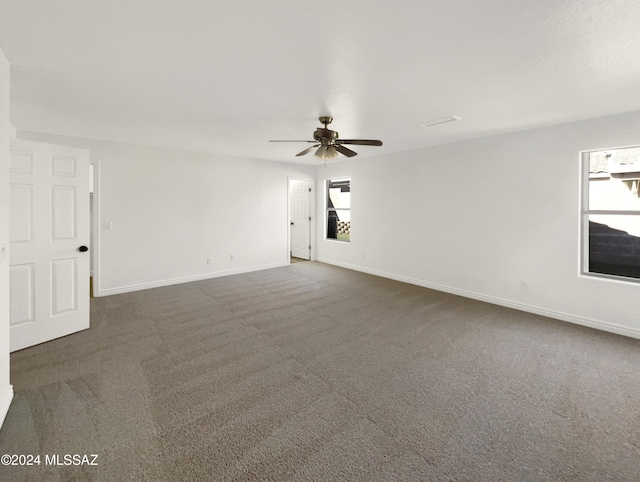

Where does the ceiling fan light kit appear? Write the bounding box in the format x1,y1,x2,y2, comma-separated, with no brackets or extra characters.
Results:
419,116,461,128
270,116,383,161
316,144,339,160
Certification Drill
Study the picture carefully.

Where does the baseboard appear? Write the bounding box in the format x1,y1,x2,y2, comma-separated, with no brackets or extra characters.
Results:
317,258,640,340
95,261,289,297
0,384,14,431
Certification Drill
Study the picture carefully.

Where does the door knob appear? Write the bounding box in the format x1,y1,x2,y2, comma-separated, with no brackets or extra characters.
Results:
290,222,294,225
78,246,89,252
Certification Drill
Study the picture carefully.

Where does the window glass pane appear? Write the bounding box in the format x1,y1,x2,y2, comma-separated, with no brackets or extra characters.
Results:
327,179,350,242
589,214,640,279
333,210,350,242
588,148,640,211
328,180,350,209
327,211,338,240
333,210,350,222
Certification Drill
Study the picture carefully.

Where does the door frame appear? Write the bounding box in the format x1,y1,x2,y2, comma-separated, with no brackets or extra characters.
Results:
287,177,315,262
90,159,102,296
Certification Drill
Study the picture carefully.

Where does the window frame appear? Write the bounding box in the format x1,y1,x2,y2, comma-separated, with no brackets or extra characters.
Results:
580,146,640,283
326,177,351,243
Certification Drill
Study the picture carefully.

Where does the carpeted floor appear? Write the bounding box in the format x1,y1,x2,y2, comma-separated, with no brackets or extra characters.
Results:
1,261,639,481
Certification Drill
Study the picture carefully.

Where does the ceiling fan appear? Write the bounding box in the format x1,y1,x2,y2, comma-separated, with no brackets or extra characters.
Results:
270,116,383,160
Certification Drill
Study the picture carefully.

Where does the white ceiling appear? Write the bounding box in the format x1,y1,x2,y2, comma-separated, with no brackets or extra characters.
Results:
1,0,640,165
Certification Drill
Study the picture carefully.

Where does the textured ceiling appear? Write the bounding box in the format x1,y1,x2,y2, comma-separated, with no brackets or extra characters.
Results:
1,0,640,164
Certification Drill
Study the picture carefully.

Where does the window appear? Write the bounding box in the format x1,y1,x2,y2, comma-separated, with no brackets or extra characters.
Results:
327,178,350,242
582,146,640,281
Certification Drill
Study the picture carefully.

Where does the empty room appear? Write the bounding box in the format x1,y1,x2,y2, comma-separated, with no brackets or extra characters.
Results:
1,1,640,480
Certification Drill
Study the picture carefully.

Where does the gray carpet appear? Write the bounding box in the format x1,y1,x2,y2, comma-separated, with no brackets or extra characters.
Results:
1,261,639,481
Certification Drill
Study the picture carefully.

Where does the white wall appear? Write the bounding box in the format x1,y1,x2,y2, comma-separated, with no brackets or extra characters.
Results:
316,110,640,339
18,132,315,295
0,47,13,430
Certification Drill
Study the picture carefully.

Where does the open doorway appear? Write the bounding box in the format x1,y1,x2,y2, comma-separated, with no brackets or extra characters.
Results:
289,179,313,262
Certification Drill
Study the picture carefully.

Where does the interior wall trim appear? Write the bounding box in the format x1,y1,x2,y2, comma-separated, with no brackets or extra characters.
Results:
95,261,289,297
0,385,14,431
317,258,640,341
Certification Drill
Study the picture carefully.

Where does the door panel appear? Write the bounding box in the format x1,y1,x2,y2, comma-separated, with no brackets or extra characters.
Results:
9,264,35,326
290,180,310,260
52,186,77,239
9,139,90,352
10,184,33,242
51,258,77,315
9,150,34,173
51,154,77,177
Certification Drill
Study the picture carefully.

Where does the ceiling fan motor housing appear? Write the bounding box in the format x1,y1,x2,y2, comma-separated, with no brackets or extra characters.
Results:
314,128,339,145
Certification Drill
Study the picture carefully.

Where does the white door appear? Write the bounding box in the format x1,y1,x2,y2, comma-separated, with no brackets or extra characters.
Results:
9,139,91,352
290,180,311,260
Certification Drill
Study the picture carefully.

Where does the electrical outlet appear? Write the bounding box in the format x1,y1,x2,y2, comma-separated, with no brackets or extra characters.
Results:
520,280,529,291
230,255,235,261
207,257,214,265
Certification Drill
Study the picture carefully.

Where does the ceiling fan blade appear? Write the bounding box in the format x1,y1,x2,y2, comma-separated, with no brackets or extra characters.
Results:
335,139,383,146
269,140,317,143
296,145,320,156
335,144,358,157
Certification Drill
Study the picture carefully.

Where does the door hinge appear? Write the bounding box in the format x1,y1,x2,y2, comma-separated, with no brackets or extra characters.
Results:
309,216,311,221
308,187,311,192
309,245,311,250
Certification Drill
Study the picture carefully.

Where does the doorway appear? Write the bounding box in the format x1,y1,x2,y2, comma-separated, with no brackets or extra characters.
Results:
289,179,314,261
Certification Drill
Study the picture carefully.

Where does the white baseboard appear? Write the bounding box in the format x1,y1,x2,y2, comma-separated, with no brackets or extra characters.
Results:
317,258,640,341
95,261,289,297
0,384,14,431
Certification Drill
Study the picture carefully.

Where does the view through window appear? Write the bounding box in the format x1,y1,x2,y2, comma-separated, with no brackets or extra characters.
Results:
584,146,640,281
327,178,350,242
